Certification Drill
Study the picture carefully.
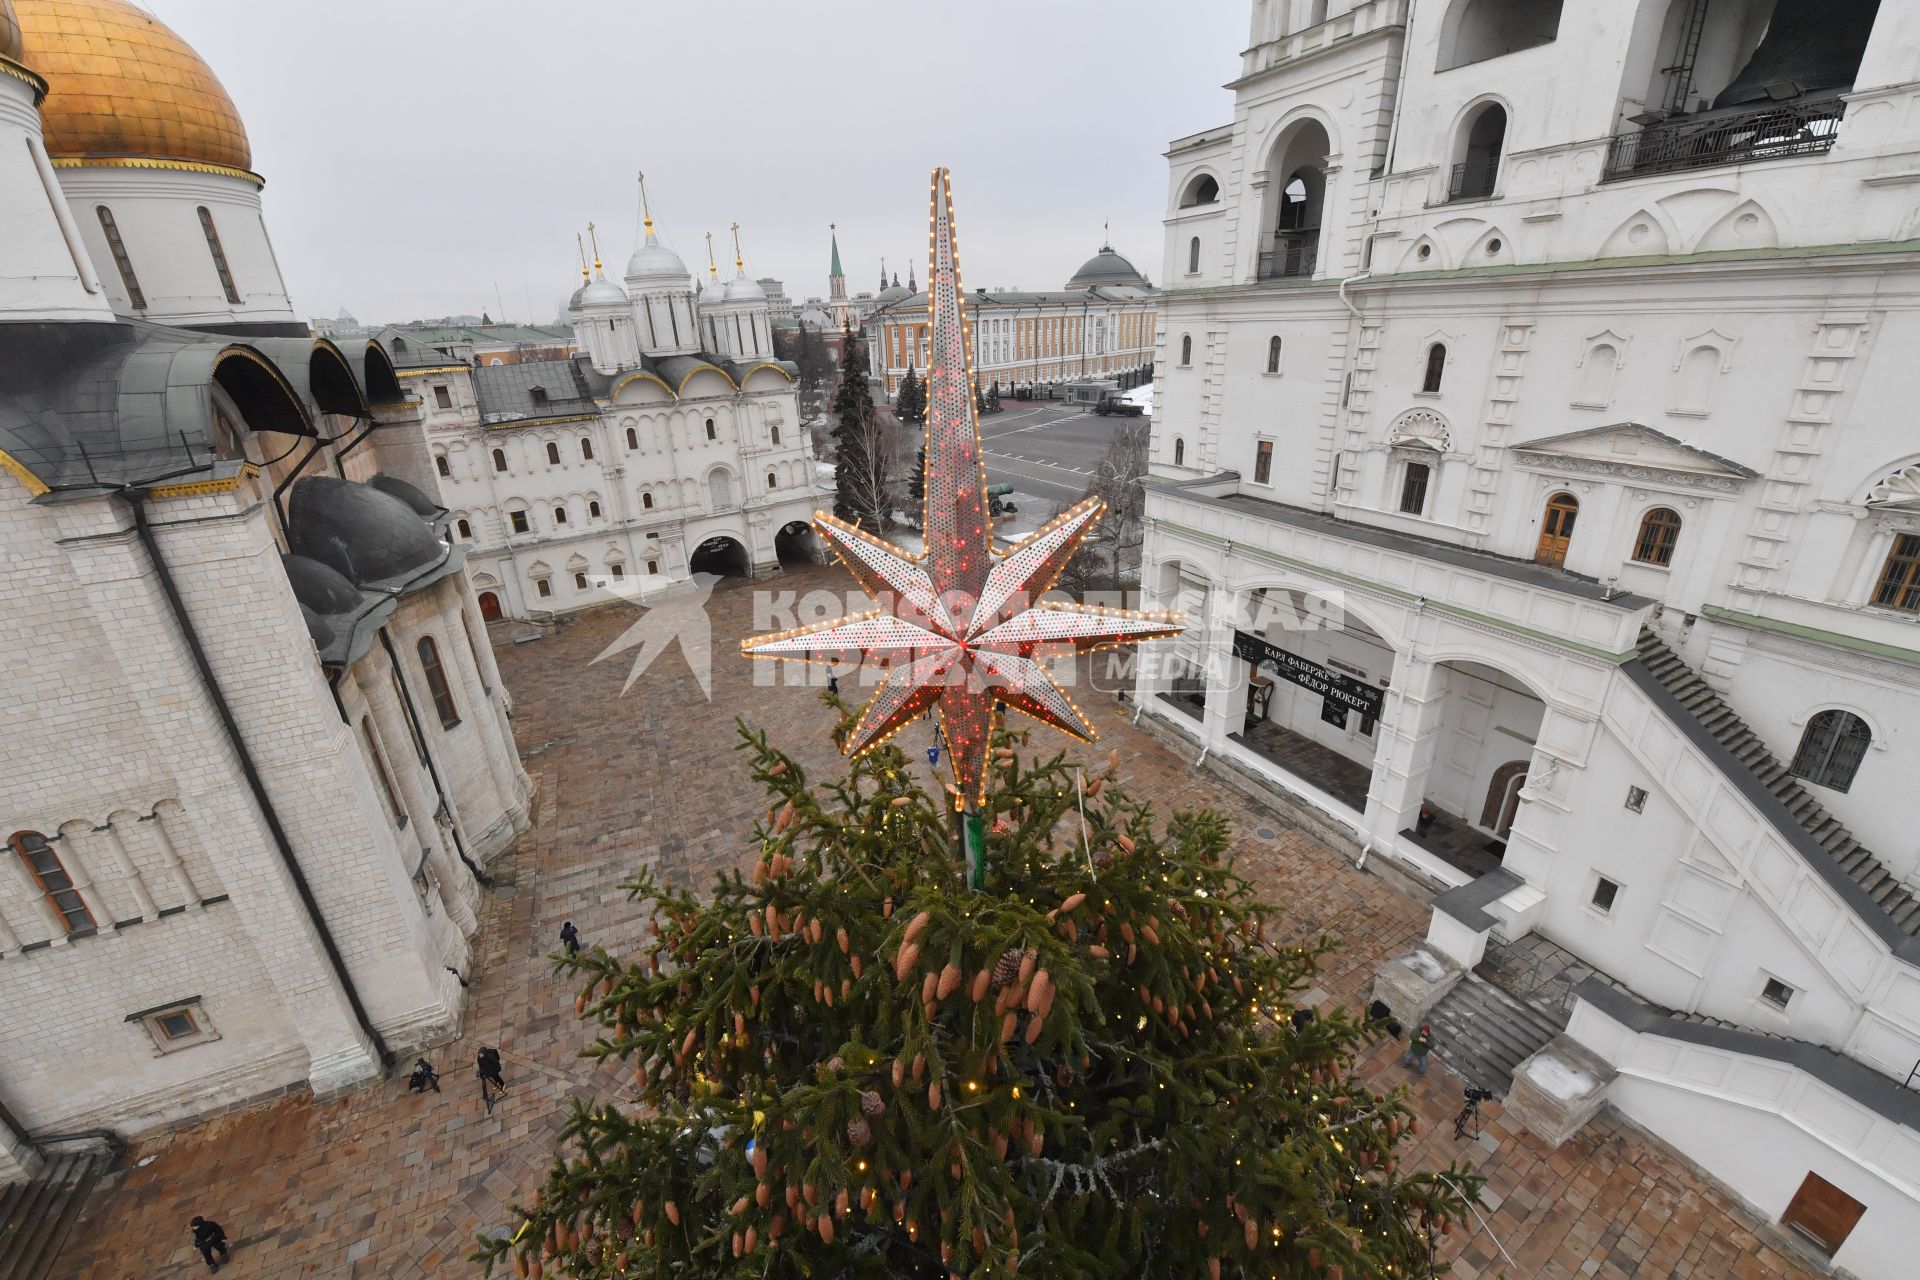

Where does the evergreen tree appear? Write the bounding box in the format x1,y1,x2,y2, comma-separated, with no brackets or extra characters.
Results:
830,328,891,528
480,708,1483,1280
895,368,928,516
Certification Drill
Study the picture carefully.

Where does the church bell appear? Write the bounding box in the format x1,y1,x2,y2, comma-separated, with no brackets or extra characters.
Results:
1712,0,1881,109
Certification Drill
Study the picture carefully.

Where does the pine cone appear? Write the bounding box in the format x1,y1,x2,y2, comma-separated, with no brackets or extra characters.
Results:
826,1056,846,1074
846,1115,872,1148
990,948,1021,989
1054,1063,1075,1089
859,1089,885,1117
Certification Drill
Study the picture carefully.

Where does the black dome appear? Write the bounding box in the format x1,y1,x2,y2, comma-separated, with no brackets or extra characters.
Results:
298,603,337,652
369,472,442,517
283,554,363,615
287,475,449,590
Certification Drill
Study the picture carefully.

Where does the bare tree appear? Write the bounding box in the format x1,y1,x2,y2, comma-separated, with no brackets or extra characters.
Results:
1086,417,1150,587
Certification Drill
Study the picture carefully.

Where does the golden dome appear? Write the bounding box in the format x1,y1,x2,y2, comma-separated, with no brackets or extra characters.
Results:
15,0,253,177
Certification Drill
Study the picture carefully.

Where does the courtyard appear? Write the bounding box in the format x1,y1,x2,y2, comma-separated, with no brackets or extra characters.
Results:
44,564,1821,1279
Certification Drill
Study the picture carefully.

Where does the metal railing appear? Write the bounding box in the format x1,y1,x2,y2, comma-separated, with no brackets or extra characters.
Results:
1601,95,1847,182
1446,156,1500,202
1256,232,1318,280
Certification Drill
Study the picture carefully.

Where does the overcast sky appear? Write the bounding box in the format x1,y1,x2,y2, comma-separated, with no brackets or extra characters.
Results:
145,1,1246,327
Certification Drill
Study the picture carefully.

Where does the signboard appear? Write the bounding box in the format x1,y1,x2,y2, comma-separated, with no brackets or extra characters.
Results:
1231,630,1385,718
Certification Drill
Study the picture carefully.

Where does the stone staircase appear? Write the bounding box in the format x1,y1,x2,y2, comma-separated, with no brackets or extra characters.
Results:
0,1153,108,1280
1423,973,1568,1097
1632,629,1920,935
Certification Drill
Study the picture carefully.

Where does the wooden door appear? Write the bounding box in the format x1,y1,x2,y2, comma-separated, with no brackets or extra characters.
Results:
1780,1172,1865,1254
1480,761,1530,836
478,591,502,622
1535,492,1579,567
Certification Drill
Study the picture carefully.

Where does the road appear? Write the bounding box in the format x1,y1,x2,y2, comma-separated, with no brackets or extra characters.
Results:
977,398,1144,513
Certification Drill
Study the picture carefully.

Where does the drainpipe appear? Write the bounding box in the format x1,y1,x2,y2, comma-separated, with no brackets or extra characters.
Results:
0,1092,32,1163
377,629,493,887
126,491,392,1070
1337,270,1372,318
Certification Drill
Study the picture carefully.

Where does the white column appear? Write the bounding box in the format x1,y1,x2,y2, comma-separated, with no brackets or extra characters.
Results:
99,819,160,920
1363,651,1449,844
1200,586,1251,750
145,804,205,907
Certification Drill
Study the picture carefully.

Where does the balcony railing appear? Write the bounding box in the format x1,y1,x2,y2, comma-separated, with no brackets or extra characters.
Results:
1601,95,1846,183
1446,156,1499,202
1257,232,1318,281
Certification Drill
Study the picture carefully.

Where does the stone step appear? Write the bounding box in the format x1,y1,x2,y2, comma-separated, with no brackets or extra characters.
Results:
1424,974,1567,1098
0,1153,105,1280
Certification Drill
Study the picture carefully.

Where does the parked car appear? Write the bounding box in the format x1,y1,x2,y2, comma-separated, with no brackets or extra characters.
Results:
1094,394,1144,417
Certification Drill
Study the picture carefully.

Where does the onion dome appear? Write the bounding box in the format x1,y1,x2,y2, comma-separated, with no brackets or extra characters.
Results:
287,475,464,595
15,0,254,176
1066,243,1147,290
282,553,395,666
723,273,766,305
579,275,628,310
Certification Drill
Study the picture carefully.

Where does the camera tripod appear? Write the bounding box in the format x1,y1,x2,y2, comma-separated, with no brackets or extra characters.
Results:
1454,1090,1490,1141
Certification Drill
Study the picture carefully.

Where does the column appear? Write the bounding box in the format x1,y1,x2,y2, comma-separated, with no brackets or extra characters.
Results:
1363,650,1448,844
1499,708,1596,891
145,804,205,907
363,666,478,936
1200,586,1250,750
98,819,159,920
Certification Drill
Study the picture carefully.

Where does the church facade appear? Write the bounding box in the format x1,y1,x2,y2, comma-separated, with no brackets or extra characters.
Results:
1138,4,1920,1273
414,216,824,621
0,0,530,1181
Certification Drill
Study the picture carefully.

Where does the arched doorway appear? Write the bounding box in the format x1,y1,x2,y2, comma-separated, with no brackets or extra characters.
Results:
1535,492,1579,566
775,521,821,567
1261,120,1331,280
1480,760,1530,837
477,591,503,622
690,535,750,578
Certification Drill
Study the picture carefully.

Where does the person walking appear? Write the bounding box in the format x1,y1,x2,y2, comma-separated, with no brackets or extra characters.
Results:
1402,1023,1435,1075
559,920,581,957
189,1216,230,1272
477,1045,506,1092
408,1057,441,1093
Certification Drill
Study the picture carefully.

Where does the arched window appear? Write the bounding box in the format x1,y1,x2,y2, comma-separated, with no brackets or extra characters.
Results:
1180,335,1193,365
1438,0,1564,72
625,426,638,449
416,636,460,728
1675,345,1721,414
1422,343,1447,393
552,504,568,525
1450,102,1507,201
1188,237,1201,274
492,448,507,472
642,491,655,510
1874,533,1920,612
709,469,733,510
197,206,242,305
1535,491,1578,566
1632,508,1681,566
95,206,147,310
435,454,451,477
456,518,472,540
1791,710,1871,793
705,418,717,441
770,426,781,446
545,441,561,465
1179,173,1220,207
1267,336,1283,374
767,471,777,489
477,591,503,621
588,500,602,519
580,437,594,460
1173,438,1185,466
1576,343,1618,407
646,559,659,576
11,831,93,933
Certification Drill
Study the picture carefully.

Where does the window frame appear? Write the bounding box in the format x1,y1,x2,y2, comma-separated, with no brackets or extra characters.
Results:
1187,236,1201,275
1590,876,1621,915
95,205,148,310
196,206,243,305
1266,335,1282,375
535,577,553,598
545,441,561,465
1631,506,1682,566
491,448,507,473
508,509,530,534
433,384,453,410
1398,460,1431,515
10,830,95,935
1252,438,1275,487
1871,532,1920,612
1172,437,1185,466
416,635,461,729
127,996,219,1054
1421,343,1447,394
1179,335,1193,366
580,437,594,460
625,426,638,449
1790,709,1871,793
1759,976,1796,1011
456,518,472,540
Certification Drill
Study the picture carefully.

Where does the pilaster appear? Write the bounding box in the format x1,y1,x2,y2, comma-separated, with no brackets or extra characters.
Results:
1363,650,1448,843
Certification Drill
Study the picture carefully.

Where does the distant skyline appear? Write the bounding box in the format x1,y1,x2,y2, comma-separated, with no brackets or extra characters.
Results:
141,1,1247,327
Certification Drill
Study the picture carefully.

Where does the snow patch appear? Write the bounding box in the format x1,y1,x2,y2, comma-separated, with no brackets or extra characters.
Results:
1525,1054,1598,1102
1399,950,1447,982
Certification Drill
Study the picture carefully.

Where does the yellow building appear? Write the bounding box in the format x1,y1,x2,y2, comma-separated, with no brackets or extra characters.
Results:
863,243,1156,399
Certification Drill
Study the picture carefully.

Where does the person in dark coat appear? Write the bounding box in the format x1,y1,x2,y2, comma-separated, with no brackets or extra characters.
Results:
559,920,581,957
477,1045,506,1092
1402,1023,1435,1075
407,1057,440,1093
189,1216,230,1272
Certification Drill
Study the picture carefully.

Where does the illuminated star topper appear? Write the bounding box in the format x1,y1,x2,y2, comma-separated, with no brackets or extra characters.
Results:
742,167,1182,806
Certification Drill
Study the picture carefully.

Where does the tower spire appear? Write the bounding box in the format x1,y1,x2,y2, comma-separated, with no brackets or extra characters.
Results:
880,256,888,291
830,224,844,279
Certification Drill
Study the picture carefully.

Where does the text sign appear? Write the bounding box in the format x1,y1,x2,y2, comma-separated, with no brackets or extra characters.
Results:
1231,630,1385,718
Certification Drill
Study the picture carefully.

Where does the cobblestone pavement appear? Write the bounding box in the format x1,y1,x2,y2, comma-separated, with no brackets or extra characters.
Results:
48,565,1819,1279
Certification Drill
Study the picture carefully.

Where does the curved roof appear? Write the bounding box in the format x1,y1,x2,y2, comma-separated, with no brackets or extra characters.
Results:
284,553,394,667
1067,245,1146,289
626,233,691,287
578,276,628,310
723,273,766,305
286,475,465,596
16,0,254,177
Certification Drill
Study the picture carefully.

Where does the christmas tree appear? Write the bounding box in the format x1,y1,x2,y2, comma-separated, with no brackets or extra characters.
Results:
478,710,1481,1280
896,368,927,516
829,327,891,529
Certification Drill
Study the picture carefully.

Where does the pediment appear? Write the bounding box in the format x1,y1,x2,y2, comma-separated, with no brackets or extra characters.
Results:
1512,423,1758,492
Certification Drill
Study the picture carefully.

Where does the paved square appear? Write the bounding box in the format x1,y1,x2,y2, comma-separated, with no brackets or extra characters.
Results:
45,565,1819,1279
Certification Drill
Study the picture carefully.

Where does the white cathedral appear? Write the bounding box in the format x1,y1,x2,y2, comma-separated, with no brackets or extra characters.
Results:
409,212,823,620
1139,2,1920,1273
0,0,530,1182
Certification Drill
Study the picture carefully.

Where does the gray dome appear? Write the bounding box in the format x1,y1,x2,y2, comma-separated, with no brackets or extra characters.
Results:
1067,245,1146,289
579,276,628,309
723,273,765,305
298,604,337,653
287,475,454,592
626,233,692,286
283,553,364,615
876,283,910,304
